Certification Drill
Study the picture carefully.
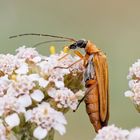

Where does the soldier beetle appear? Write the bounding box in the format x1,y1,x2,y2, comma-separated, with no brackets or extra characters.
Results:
10,33,109,133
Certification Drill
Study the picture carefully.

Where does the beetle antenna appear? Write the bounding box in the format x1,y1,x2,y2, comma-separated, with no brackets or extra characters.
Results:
33,39,71,47
9,33,76,42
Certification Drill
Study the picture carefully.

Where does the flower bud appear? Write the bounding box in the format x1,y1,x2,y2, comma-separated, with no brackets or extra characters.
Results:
50,46,56,55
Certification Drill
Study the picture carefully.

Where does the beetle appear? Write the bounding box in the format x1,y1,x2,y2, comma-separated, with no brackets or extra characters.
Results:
68,40,109,133
10,33,109,133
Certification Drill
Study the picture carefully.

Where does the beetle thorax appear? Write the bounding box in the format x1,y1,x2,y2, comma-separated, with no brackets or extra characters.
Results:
85,41,100,54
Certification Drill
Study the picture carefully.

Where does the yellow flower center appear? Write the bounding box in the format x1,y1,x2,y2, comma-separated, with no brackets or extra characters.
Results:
63,46,69,53
50,46,56,55
11,74,17,80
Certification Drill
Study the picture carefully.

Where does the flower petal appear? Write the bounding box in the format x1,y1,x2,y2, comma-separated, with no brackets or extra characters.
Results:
128,128,140,140
28,74,40,81
55,80,64,88
24,110,32,121
39,78,49,88
32,56,41,63
33,126,48,139
31,90,44,102
5,113,20,128
15,63,29,74
55,112,67,124
53,123,66,135
18,95,32,107
124,91,134,97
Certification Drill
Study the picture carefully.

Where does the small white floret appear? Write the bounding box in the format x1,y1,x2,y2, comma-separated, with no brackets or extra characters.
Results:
28,74,40,81
25,110,32,121
18,94,32,107
39,78,49,88
15,63,29,74
124,91,134,97
55,80,64,88
5,113,20,128
32,56,41,63
31,90,44,102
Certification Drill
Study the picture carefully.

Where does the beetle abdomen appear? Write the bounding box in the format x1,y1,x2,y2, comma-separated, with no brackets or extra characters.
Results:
84,80,101,133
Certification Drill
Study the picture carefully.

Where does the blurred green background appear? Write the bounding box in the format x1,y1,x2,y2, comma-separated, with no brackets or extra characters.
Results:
0,0,140,139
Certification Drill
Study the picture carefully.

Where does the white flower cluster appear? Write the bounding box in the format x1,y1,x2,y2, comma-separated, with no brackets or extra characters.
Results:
48,88,79,110
94,125,140,140
124,59,140,112
16,46,41,63
127,59,140,79
25,102,67,139
94,125,129,140
0,46,84,139
128,128,140,140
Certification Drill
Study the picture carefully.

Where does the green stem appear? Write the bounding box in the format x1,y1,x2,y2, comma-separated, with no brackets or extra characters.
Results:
13,129,55,140
44,129,55,140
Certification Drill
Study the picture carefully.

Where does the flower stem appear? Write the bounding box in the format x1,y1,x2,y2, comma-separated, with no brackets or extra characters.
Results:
15,129,55,140
44,129,55,140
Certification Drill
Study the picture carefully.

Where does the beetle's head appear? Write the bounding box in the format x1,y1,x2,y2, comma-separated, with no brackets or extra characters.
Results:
69,39,88,50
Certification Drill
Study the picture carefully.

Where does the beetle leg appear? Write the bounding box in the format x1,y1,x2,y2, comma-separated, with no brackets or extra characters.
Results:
58,50,84,61
73,50,84,59
73,81,97,112
55,50,84,69
54,58,82,69
58,53,70,61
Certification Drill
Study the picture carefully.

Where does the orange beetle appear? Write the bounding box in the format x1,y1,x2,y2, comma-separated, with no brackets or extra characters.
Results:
67,40,109,132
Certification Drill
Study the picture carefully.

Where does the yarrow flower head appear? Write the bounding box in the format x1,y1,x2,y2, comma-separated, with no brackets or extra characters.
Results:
128,128,140,140
48,87,79,110
16,46,41,63
124,59,140,112
9,75,35,97
0,46,84,139
94,125,140,140
127,59,140,79
0,54,18,75
94,125,129,140
25,102,67,139
0,94,25,116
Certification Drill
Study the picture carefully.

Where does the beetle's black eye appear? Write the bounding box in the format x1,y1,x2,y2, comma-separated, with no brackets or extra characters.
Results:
76,40,85,46
69,39,87,50
76,40,87,48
